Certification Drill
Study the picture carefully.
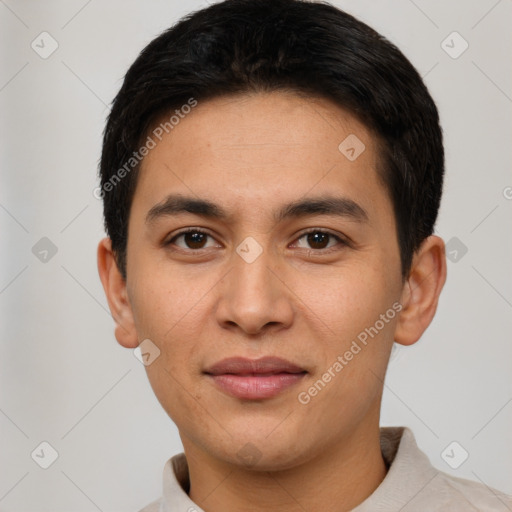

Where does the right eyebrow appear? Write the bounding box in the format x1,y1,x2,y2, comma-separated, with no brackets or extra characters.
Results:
145,195,228,225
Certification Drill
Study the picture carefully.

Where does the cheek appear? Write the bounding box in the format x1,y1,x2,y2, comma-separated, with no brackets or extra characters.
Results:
292,260,395,338
291,261,398,402
129,264,210,338
129,271,210,423
128,264,226,380
294,269,397,430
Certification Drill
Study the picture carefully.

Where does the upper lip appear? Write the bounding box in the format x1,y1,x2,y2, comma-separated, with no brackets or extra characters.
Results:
204,357,306,376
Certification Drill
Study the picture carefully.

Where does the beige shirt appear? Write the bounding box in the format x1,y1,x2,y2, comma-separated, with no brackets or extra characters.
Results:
139,427,511,511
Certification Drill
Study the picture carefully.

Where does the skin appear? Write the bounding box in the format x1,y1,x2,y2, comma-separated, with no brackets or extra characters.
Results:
98,92,446,512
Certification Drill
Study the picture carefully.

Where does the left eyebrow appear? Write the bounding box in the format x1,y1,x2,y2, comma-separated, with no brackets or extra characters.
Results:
145,194,369,225
275,196,369,224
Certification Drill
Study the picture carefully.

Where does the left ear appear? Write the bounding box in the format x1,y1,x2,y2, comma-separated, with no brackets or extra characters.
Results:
394,235,447,346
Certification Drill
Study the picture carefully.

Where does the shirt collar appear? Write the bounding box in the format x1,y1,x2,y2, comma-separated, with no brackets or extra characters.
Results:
158,426,436,512
352,426,439,511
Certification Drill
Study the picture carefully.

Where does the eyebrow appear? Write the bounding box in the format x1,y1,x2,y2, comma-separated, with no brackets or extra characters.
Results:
145,194,368,225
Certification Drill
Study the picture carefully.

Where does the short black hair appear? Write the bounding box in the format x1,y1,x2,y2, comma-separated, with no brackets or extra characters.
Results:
99,0,444,280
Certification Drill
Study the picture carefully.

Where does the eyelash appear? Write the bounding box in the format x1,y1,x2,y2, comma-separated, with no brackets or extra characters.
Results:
165,227,349,253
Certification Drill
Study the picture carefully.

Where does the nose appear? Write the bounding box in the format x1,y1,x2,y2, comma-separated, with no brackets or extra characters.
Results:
215,244,294,336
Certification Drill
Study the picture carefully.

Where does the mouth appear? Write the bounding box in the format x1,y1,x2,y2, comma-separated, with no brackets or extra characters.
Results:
204,356,307,400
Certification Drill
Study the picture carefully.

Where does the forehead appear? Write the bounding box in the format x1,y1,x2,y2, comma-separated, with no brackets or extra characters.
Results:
133,92,390,225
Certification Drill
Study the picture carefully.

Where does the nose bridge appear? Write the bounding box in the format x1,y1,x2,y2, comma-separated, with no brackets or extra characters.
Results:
231,238,276,302
216,237,293,333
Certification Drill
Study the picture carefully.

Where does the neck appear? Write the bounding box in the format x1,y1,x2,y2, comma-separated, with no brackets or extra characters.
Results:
183,417,387,512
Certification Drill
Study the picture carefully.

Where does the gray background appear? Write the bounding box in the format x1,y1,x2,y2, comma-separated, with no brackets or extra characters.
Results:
1,0,511,510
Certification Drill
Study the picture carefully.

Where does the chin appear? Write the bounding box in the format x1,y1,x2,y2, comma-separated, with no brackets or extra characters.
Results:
209,426,316,472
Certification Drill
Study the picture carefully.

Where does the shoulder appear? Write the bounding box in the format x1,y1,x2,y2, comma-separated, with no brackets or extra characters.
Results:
425,470,512,511
354,427,512,511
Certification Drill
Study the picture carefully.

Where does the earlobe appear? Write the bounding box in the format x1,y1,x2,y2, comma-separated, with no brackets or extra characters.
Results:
97,237,139,349
394,235,447,346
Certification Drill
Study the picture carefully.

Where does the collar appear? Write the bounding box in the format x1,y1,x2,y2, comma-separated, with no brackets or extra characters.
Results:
157,426,438,511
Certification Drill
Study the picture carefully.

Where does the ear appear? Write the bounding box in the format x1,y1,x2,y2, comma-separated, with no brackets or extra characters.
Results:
394,235,447,346
97,237,139,349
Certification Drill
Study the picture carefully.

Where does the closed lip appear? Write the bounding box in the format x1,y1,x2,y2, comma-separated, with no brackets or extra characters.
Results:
204,356,307,376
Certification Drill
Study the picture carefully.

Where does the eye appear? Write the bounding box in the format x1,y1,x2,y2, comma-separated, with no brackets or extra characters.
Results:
167,229,220,250
165,228,347,252
292,230,345,251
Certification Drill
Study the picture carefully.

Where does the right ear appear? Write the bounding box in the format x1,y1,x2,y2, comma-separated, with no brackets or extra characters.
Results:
394,235,447,347
97,237,139,348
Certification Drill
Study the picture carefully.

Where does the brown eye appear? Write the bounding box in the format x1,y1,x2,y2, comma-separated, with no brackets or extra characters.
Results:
168,229,219,250
306,232,330,249
294,230,343,251
183,231,207,249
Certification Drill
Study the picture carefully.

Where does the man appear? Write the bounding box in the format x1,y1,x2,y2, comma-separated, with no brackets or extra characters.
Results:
97,0,511,510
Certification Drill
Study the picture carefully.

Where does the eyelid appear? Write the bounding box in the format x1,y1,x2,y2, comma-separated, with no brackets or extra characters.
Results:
164,227,351,251
165,227,220,247
291,228,350,251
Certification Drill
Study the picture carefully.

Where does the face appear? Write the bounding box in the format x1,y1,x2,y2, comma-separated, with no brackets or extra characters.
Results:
123,92,404,470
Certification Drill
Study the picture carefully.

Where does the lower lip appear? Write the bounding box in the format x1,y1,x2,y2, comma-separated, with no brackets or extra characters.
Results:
208,373,306,400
